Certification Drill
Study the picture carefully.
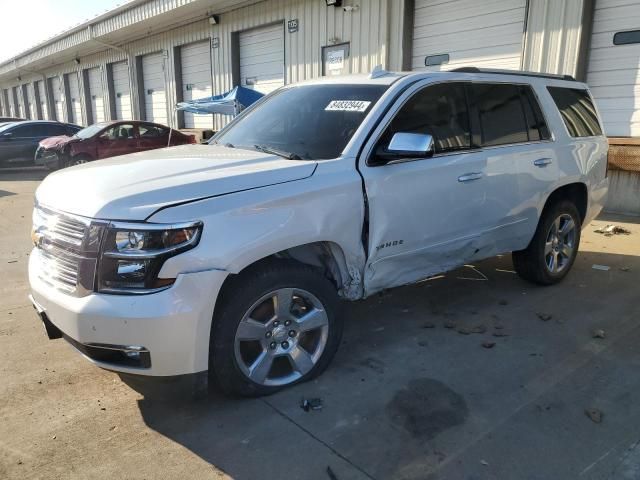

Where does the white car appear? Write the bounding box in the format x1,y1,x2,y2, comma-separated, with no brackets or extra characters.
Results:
29,68,609,396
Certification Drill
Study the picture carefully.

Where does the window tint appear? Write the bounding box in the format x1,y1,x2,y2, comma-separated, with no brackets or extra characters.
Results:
470,83,528,147
519,86,551,141
547,87,603,137
139,124,167,138
613,30,640,45
9,125,36,137
39,124,69,136
381,83,470,154
101,124,136,140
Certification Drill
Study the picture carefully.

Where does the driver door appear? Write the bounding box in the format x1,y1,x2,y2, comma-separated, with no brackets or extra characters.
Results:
359,81,493,295
97,123,138,159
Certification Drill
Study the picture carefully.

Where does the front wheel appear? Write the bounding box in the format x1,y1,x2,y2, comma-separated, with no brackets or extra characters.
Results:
210,261,342,397
513,200,581,285
65,155,91,167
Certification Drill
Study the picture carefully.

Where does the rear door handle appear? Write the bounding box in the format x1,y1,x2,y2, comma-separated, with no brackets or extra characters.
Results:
458,172,483,183
534,157,553,167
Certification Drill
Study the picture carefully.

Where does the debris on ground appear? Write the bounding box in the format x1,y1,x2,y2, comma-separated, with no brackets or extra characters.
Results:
421,322,436,329
537,313,553,322
456,264,488,281
326,466,339,480
480,459,489,466
592,264,611,271
300,398,323,412
457,327,471,335
471,325,487,334
417,340,428,347
494,323,505,330
493,331,510,337
592,329,606,339
594,224,631,236
444,320,457,329
620,266,631,272
498,299,509,306
482,342,496,349
585,408,603,423
7,260,17,263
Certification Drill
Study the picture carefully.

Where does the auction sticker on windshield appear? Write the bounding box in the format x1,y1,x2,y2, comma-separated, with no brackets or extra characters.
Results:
325,100,372,112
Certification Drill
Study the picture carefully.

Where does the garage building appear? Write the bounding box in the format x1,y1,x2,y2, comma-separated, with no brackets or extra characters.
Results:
0,0,638,209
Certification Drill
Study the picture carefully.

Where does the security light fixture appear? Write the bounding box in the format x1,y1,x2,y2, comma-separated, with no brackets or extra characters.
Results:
325,0,343,6
209,15,219,25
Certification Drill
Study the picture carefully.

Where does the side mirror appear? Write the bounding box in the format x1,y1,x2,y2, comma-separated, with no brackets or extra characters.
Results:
375,132,434,165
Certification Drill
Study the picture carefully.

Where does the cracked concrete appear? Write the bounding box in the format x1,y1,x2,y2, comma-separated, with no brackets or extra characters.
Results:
2,167,640,479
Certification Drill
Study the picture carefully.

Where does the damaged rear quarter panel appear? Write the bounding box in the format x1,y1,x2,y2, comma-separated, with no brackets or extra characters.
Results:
148,158,367,298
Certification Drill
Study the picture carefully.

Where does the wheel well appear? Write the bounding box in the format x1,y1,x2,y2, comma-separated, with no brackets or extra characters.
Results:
543,183,588,224
217,242,350,304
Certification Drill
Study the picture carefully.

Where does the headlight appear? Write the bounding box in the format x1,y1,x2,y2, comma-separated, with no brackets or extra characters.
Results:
97,221,203,294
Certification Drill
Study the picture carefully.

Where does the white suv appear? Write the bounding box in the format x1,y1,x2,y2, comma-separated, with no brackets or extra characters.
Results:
29,68,609,396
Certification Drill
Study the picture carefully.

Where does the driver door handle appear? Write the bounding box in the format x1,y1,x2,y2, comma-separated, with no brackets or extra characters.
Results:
534,157,553,167
458,172,483,183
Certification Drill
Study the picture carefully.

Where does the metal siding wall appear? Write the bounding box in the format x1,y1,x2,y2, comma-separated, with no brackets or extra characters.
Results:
522,0,585,77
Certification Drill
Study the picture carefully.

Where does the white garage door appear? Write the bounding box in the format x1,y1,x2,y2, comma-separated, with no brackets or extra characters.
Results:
26,84,37,119
586,0,640,137
412,0,526,71
181,41,213,129
88,67,105,124
51,77,65,122
142,53,167,125
239,23,285,95
15,87,25,118
67,73,83,125
112,61,132,121
37,80,48,120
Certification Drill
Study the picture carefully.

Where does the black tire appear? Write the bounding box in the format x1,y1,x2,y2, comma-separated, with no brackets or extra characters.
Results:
65,154,91,168
513,200,581,285
210,260,342,397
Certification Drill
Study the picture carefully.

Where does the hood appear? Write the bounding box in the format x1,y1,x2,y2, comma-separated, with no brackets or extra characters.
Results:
39,135,78,150
35,145,317,220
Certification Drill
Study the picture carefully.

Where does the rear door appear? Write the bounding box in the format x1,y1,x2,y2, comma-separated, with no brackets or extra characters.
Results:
138,123,168,151
96,123,138,159
359,81,492,294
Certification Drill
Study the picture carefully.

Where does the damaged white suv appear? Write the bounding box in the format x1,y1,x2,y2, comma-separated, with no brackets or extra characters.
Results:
29,68,608,396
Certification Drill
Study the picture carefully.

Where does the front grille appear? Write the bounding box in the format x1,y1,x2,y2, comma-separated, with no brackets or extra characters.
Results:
32,204,96,296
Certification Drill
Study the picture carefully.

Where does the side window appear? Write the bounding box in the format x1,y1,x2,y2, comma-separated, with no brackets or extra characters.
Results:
40,124,69,136
381,83,470,154
10,125,37,137
519,86,551,141
547,87,603,137
470,83,529,147
101,124,136,140
139,124,167,138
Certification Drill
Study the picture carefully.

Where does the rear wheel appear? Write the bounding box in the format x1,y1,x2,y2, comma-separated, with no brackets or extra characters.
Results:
513,200,581,285
210,261,342,397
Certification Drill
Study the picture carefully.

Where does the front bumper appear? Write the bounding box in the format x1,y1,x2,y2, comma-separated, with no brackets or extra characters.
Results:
29,252,228,376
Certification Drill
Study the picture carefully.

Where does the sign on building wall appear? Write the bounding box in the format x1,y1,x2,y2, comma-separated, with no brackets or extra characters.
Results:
322,43,350,76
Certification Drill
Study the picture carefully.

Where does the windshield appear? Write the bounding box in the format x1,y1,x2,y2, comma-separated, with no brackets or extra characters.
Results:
74,123,110,139
214,84,389,160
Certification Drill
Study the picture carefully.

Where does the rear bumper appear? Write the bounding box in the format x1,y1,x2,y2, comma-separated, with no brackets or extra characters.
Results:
29,252,228,376
585,177,609,226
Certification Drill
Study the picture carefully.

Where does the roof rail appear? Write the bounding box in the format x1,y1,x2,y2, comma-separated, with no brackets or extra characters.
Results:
451,67,576,82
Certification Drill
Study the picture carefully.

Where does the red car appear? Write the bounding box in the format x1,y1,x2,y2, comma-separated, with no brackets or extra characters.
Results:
36,120,196,169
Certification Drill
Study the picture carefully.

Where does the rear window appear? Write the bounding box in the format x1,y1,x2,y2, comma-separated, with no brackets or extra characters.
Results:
547,87,603,137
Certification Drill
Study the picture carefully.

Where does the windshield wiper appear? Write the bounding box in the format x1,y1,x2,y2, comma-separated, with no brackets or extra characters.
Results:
254,144,301,160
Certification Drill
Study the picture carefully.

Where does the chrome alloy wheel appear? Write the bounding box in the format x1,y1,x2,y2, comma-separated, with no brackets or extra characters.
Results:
233,288,329,387
544,213,576,274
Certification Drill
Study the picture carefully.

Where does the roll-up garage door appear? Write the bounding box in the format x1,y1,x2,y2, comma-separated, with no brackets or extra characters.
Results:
15,87,25,118
181,41,213,128
586,0,640,137
142,53,168,125
51,76,65,121
88,67,105,124
239,23,285,95
412,0,526,71
67,73,83,125
27,84,37,119
112,61,132,121
37,81,48,120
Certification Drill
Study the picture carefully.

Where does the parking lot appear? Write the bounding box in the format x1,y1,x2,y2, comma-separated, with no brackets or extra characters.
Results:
1,167,639,480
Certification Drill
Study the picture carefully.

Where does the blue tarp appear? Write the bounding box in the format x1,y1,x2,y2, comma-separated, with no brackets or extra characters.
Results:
176,86,264,116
